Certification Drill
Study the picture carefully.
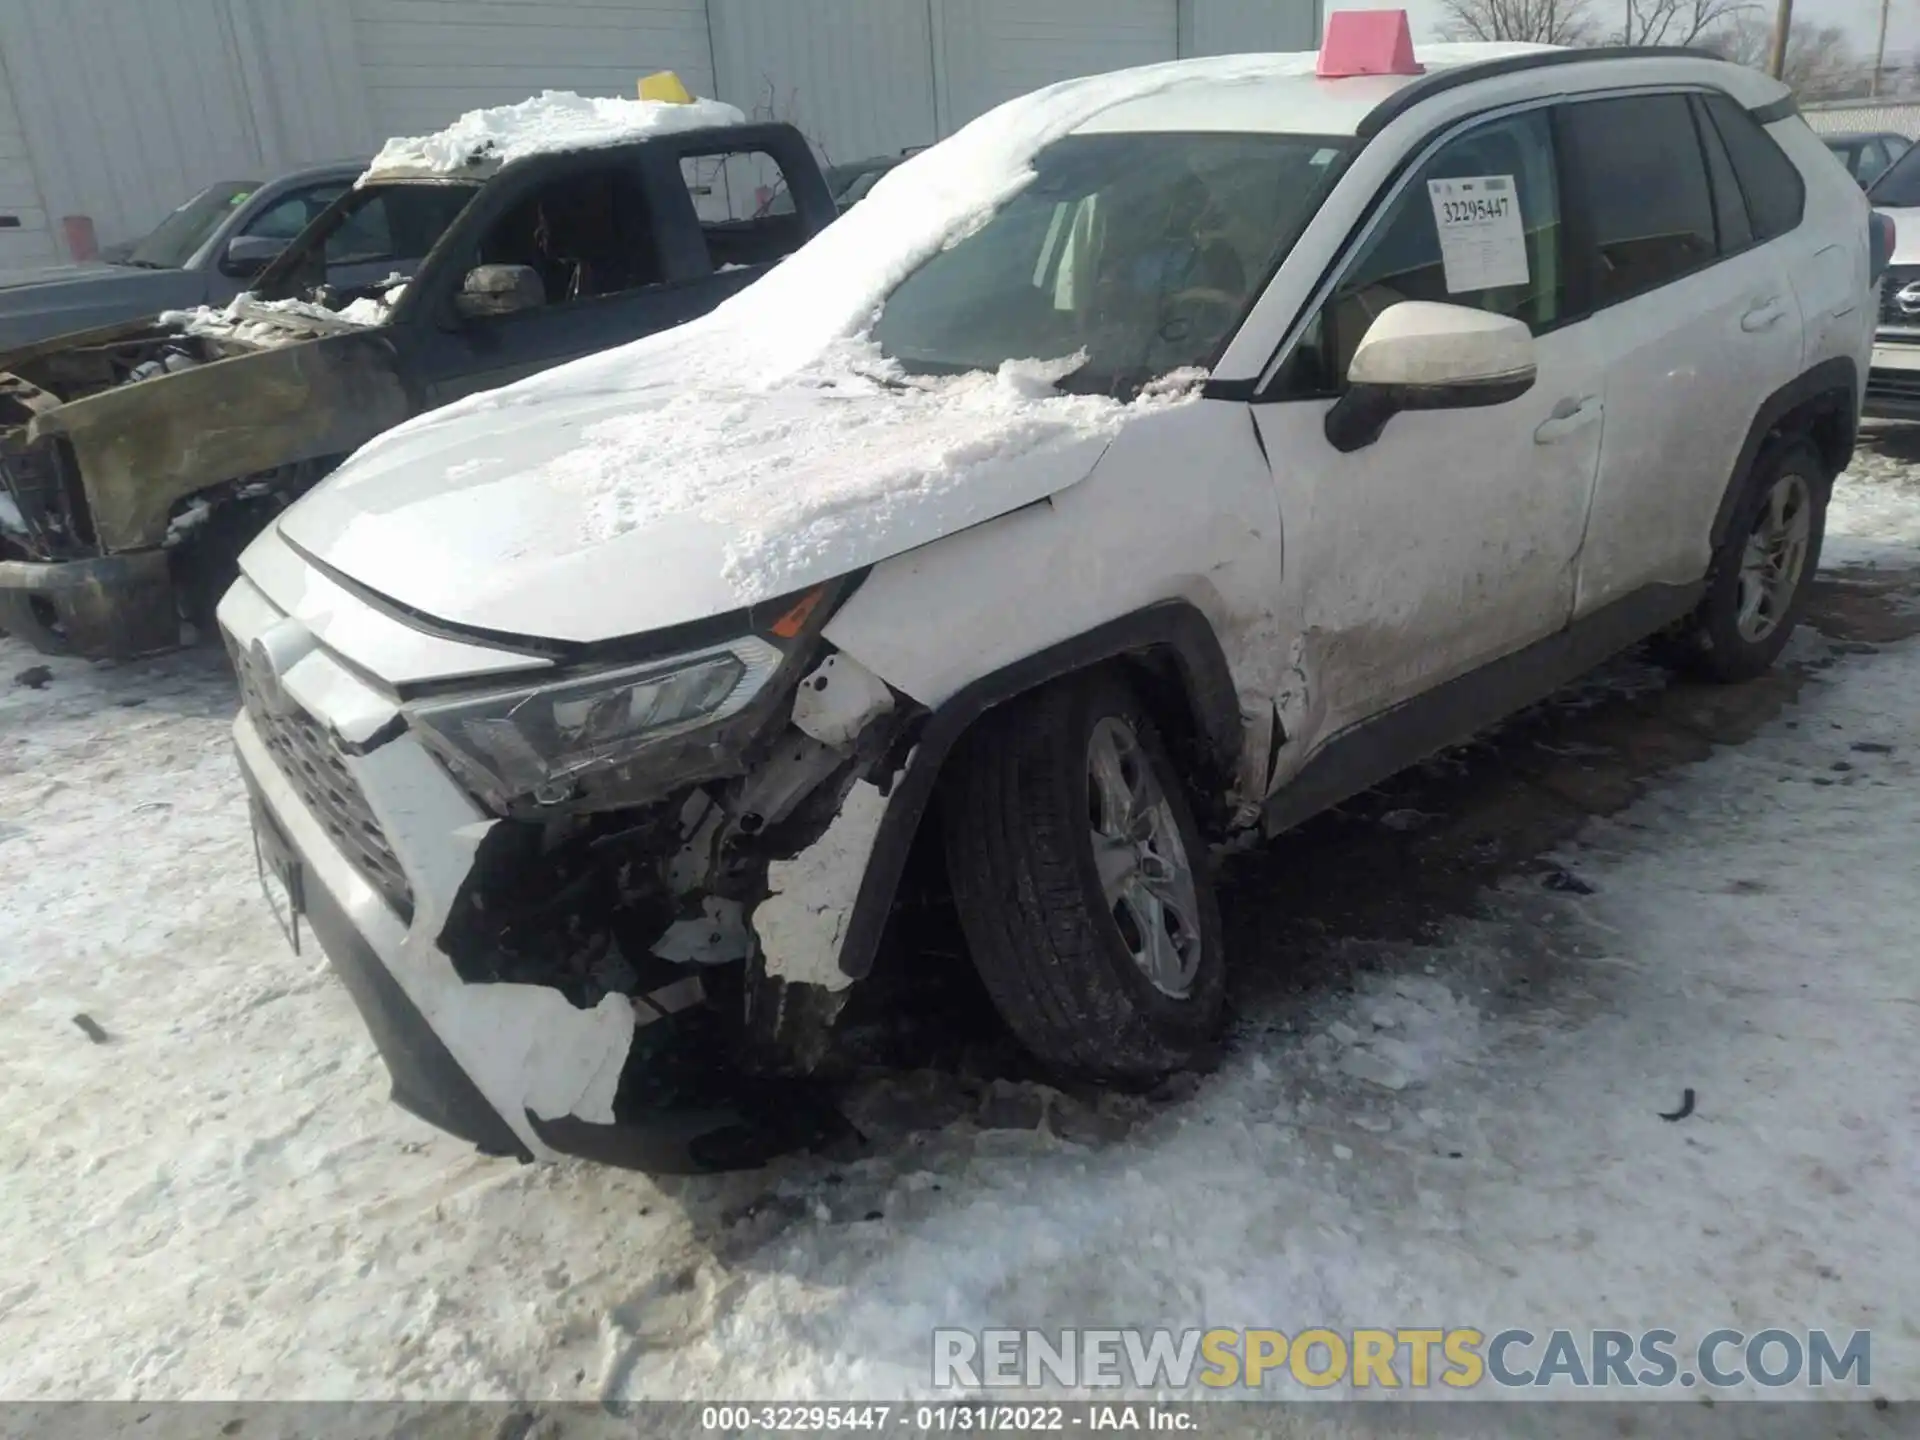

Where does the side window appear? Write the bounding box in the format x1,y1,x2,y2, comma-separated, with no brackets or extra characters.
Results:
1297,109,1563,392
679,148,806,271
1690,95,1753,254
241,185,347,243
1560,95,1715,309
328,196,395,265
1700,93,1805,241
459,164,661,309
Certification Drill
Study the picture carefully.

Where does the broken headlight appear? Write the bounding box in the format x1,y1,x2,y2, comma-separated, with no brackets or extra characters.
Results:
407,637,784,806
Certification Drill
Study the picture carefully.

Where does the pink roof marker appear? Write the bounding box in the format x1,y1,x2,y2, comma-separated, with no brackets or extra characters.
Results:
1316,9,1426,78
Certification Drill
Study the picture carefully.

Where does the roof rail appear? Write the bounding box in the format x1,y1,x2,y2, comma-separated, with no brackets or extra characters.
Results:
1355,45,1726,138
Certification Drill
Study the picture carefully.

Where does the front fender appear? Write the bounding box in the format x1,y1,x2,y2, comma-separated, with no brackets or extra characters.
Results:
830,599,1243,983
36,329,410,551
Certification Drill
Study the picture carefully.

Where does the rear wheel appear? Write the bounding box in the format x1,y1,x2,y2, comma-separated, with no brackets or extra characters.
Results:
942,672,1225,1079
1666,438,1828,683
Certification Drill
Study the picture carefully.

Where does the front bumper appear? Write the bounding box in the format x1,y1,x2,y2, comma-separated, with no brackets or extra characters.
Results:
221,576,810,1172
1865,340,1920,420
0,550,179,658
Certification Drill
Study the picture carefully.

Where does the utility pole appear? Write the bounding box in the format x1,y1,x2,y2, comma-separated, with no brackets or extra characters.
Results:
1870,0,1890,96
1767,0,1792,79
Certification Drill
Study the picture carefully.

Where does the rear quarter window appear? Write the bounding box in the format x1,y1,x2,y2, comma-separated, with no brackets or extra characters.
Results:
1700,94,1806,241
679,148,808,271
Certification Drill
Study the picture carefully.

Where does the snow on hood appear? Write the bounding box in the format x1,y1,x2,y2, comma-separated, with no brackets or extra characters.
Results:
296,44,1547,641
160,282,406,344
278,349,1205,642
361,90,747,183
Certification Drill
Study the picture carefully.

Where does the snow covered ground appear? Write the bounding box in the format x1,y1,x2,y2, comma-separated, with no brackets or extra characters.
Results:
2,437,1918,1409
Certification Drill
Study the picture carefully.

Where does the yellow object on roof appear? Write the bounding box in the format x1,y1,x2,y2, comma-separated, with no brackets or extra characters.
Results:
638,71,694,104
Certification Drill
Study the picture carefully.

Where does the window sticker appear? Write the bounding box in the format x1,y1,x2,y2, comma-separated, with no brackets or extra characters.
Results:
1426,175,1528,292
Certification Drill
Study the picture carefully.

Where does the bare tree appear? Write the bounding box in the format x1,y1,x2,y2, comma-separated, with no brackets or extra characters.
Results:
1698,14,1867,97
1438,0,1596,45
1613,0,1758,47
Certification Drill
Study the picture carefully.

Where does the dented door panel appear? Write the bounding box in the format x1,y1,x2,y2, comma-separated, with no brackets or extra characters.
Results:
1250,317,1607,777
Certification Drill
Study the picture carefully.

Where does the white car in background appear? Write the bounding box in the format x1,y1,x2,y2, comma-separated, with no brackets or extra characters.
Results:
221,24,1879,1173
1864,142,1920,418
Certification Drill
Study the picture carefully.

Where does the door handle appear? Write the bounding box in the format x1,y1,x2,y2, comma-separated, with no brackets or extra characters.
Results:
1533,395,1602,445
1741,299,1785,332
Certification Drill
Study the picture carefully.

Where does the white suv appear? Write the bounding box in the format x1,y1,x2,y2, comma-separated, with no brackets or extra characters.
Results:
222,31,1877,1171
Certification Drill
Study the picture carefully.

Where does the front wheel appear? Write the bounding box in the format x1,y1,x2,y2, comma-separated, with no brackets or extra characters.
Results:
941,672,1225,1080
1666,437,1828,684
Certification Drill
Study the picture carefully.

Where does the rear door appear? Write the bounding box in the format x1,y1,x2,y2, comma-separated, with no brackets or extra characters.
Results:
1562,91,1806,616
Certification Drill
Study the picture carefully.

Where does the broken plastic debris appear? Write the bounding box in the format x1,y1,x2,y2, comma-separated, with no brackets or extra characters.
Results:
1658,1088,1697,1122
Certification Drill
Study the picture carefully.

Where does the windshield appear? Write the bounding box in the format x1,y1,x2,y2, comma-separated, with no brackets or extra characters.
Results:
125,180,258,269
257,180,479,303
870,131,1352,395
1869,143,1920,207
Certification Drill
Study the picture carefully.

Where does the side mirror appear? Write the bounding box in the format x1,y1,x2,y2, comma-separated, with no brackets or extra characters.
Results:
1324,301,1537,453
454,264,545,321
220,234,288,278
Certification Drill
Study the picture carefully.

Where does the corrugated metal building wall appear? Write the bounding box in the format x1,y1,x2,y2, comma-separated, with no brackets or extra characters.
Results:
0,0,1321,264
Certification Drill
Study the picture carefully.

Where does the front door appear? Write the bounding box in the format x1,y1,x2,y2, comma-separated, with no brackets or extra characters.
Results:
1250,107,1606,759
406,156,714,409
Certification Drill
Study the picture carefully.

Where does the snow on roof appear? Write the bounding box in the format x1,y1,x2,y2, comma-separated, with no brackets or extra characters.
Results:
360,89,747,183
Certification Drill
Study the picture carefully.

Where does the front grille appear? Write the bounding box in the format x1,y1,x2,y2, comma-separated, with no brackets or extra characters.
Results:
1867,366,1920,404
1879,266,1920,332
231,642,415,921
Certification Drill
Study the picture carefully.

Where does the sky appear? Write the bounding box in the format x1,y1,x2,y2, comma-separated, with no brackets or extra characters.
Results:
1329,0,1919,62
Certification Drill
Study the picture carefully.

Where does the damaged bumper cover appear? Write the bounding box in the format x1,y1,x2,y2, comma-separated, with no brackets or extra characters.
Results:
221,571,903,1171
0,549,178,658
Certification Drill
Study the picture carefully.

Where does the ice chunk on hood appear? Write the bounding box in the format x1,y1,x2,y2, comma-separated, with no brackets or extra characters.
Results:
361,89,748,182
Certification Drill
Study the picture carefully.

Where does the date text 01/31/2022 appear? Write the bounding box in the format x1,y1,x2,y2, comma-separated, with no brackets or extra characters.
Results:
698,1405,1197,1432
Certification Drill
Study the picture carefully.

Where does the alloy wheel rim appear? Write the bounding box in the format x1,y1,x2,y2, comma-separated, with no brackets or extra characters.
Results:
1735,473,1812,644
1086,716,1204,999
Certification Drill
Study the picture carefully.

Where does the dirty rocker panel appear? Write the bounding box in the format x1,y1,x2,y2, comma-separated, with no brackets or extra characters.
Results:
1262,581,1704,837
835,600,1244,983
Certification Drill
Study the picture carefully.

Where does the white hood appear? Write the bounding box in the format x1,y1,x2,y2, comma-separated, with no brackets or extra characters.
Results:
274,354,1180,644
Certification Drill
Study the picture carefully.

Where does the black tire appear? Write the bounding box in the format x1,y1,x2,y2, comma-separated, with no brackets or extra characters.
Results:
941,670,1226,1080
1665,437,1829,684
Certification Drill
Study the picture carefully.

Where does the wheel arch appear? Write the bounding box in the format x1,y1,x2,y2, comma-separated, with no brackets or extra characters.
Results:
1710,356,1858,552
835,599,1244,982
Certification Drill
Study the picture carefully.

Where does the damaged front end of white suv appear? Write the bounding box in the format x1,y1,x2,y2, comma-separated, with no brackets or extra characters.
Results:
223,547,946,1169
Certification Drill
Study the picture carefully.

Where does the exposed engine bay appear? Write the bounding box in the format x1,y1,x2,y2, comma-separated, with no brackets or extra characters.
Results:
0,327,224,419
416,643,915,1139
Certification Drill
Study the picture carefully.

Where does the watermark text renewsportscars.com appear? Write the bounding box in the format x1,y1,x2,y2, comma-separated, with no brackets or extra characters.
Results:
932,1327,1872,1392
